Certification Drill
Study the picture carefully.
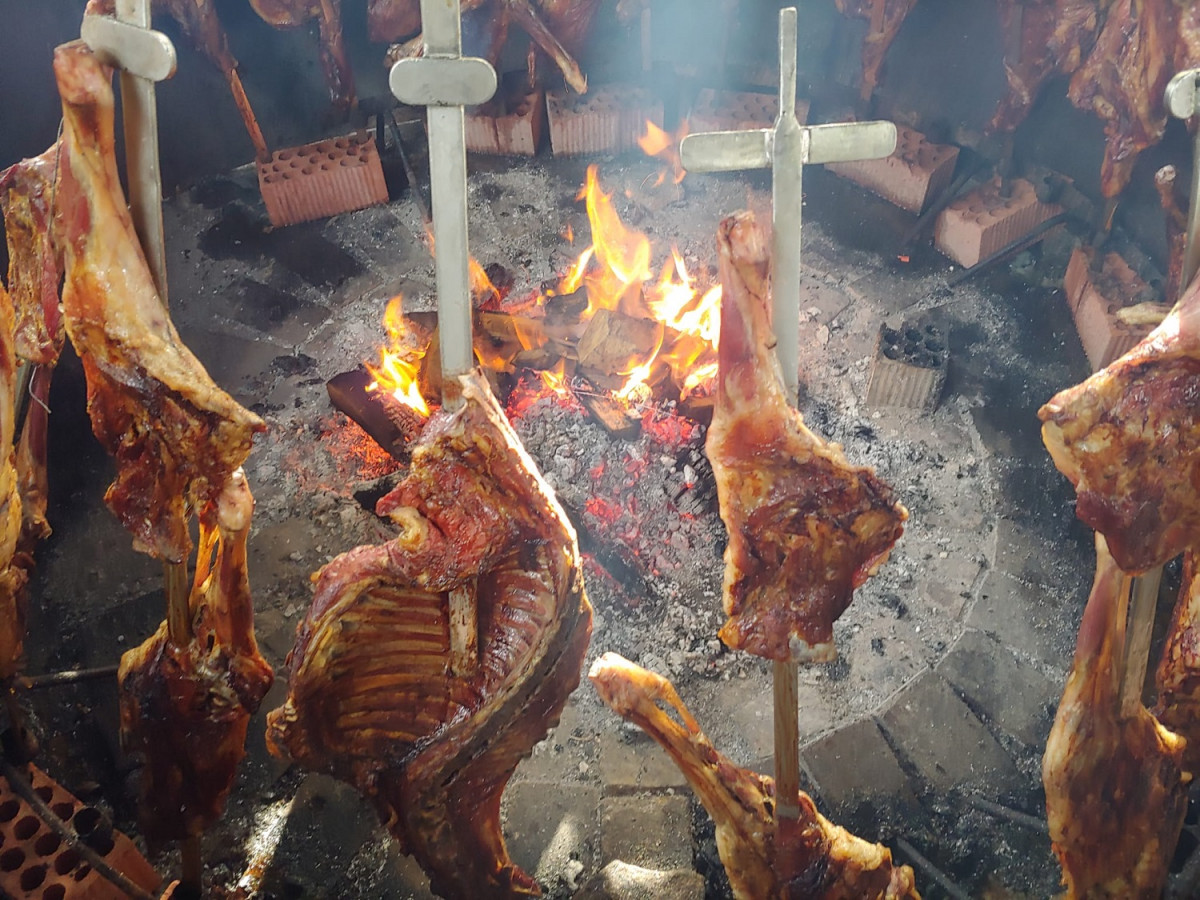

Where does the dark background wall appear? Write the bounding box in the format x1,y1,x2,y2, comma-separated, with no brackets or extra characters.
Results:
0,0,1191,262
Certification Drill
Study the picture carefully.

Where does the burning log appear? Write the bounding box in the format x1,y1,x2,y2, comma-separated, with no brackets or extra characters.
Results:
576,391,641,440
326,367,428,462
576,308,665,391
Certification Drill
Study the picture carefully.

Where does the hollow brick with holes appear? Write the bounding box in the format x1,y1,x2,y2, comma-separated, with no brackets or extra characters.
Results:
466,87,545,156
256,131,389,228
1063,247,1155,371
546,84,663,157
934,177,1062,268
825,125,957,215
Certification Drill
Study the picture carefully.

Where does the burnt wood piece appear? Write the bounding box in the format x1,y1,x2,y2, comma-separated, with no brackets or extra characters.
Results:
577,308,666,390
326,367,426,461
577,389,642,439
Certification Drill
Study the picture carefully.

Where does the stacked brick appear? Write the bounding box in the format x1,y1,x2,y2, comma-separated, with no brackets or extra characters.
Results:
865,321,949,412
0,764,160,899
466,87,545,156
257,131,389,228
686,89,810,132
1063,247,1157,371
546,85,663,156
825,126,957,215
934,177,1062,268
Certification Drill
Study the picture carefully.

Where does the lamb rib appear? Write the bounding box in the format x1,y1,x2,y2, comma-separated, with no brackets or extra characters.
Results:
707,211,907,661
53,40,265,564
118,469,274,844
590,652,920,899
267,370,592,899
1039,272,1200,574
1043,533,1190,897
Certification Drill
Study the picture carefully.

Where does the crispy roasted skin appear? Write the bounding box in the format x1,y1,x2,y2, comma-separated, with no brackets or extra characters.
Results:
833,0,918,103
248,0,355,112
707,212,906,661
987,0,1100,134
1044,534,1189,898
1155,552,1200,769
0,147,65,366
0,284,27,680
267,371,592,899
1039,277,1200,573
590,653,919,900
1067,0,1174,199
119,470,274,844
52,42,264,564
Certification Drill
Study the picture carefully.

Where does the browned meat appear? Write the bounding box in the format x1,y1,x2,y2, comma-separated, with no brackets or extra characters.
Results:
1155,552,1200,770
833,0,918,103
0,147,65,366
1067,0,1175,199
1044,534,1189,897
1155,165,1189,301
119,470,274,843
707,212,906,661
1177,0,1200,65
1039,274,1200,574
52,41,264,564
987,0,1101,134
0,284,27,681
590,653,920,900
367,0,422,41
249,0,355,112
267,371,592,898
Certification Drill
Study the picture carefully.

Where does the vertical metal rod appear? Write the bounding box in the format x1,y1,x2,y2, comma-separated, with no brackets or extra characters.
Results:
420,0,474,409
772,7,802,404
115,0,169,305
771,9,803,830
180,833,202,897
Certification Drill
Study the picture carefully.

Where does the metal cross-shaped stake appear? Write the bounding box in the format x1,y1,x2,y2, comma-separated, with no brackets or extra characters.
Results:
1116,66,1200,717
680,6,897,828
389,0,497,410
389,0,497,680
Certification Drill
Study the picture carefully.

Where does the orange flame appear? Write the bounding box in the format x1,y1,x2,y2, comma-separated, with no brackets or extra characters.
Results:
365,295,431,417
638,120,689,184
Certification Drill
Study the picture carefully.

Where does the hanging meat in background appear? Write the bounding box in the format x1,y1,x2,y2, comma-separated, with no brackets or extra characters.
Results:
267,371,592,899
590,653,920,900
249,0,356,113
986,0,1101,135
1067,0,1175,200
0,284,28,682
118,470,274,843
53,40,264,564
833,0,919,104
1039,272,1200,574
707,211,906,662
1155,552,1200,769
1043,534,1189,898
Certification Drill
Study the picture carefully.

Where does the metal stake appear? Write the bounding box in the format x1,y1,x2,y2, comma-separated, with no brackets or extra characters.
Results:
389,0,497,410
679,6,897,836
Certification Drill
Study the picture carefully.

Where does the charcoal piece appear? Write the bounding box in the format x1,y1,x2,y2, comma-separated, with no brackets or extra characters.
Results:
578,390,641,440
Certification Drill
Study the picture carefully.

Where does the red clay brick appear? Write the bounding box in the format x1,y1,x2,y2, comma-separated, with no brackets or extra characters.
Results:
546,84,663,157
685,89,809,133
934,177,1062,268
257,131,388,228
466,86,545,157
1066,247,1155,370
825,126,957,215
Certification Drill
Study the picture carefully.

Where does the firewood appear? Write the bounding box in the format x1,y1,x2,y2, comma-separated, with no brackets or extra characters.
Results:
326,367,425,461
578,389,642,440
577,308,665,390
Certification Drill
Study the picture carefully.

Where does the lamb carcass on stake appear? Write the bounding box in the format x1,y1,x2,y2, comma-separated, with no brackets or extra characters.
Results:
267,370,592,898
0,283,27,681
118,469,274,843
707,211,907,662
1039,270,1200,573
590,653,920,900
53,40,265,565
249,0,355,113
1043,533,1190,898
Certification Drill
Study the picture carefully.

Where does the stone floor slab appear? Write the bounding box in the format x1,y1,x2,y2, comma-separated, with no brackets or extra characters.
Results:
938,628,1060,747
504,781,601,890
878,669,1023,794
599,794,694,871
597,726,690,793
801,716,918,808
967,570,1078,672
576,860,705,900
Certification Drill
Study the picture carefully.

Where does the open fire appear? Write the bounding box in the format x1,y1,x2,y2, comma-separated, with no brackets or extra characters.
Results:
361,160,720,438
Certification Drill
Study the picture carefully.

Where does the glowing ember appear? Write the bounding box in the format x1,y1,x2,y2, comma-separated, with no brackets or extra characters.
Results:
638,119,689,185
365,295,431,417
